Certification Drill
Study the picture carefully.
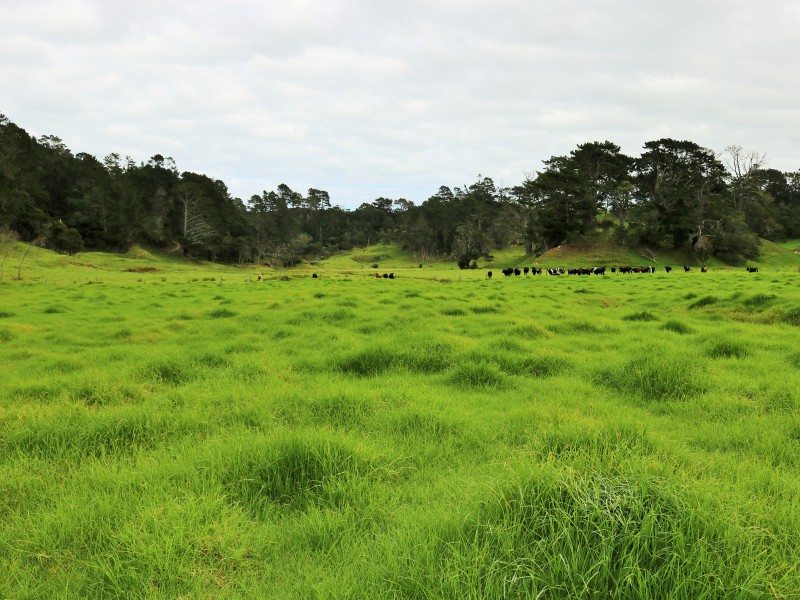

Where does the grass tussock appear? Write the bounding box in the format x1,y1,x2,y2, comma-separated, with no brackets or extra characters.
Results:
594,350,705,402
743,293,778,307
783,307,800,326
511,324,548,339
2,408,171,460
208,308,237,318
706,339,751,359
216,433,381,515
622,310,658,322
449,362,507,390
385,465,773,599
336,341,454,376
42,305,67,314
138,358,199,386
661,320,693,334
689,295,718,309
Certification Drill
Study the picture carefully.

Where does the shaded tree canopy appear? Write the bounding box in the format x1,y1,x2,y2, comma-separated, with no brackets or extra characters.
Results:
1,113,797,264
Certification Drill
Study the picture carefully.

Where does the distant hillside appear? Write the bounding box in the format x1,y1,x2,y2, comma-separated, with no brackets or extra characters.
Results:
2,239,796,284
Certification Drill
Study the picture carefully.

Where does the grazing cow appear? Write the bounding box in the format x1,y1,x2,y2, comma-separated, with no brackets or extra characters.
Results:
665,266,672,273
376,273,382,278
514,268,521,276
382,273,389,279
683,266,691,272
701,266,708,273
389,273,395,279
523,267,529,275
312,273,318,278
487,270,493,279
747,267,759,273
257,273,263,281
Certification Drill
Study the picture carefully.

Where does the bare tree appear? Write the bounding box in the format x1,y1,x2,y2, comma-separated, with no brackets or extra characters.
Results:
724,145,767,212
14,237,42,280
0,227,19,280
176,185,211,249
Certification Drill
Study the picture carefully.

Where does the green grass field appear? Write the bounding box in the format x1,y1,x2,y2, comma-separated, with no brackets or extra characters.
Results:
1,243,799,598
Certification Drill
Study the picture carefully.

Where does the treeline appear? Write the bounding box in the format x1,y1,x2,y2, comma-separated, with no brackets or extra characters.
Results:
1,113,799,265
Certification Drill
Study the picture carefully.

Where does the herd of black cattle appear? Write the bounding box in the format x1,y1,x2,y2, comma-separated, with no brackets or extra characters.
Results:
350,265,762,279
486,265,760,278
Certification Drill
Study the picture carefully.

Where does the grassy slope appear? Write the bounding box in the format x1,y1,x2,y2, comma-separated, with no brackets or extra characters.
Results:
2,238,797,284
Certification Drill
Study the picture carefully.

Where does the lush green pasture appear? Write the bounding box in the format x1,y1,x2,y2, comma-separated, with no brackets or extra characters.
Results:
1,265,800,598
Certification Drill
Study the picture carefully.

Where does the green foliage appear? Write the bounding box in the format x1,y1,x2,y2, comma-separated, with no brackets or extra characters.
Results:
5,114,797,268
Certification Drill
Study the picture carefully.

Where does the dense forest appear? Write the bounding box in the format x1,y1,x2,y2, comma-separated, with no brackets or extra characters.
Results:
1,113,798,266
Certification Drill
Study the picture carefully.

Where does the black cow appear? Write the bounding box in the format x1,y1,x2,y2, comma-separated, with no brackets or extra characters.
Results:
487,271,493,279
665,266,672,273
523,267,529,275
684,266,691,272
514,268,521,276
389,273,395,279
312,273,318,278
701,266,708,273
747,267,759,273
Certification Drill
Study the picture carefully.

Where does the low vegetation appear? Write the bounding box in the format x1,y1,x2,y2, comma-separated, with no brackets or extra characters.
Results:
0,244,798,598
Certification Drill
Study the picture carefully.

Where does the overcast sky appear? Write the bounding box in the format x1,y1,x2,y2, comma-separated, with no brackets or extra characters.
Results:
3,0,799,208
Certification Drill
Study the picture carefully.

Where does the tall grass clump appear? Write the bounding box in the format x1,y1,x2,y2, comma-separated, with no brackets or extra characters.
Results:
661,320,693,334
783,307,800,326
336,340,454,376
138,357,199,386
705,339,750,359
336,347,399,377
594,348,705,402
688,295,718,309
383,465,772,599
495,353,572,378
214,433,380,516
622,310,658,322
448,361,507,390
743,293,777,308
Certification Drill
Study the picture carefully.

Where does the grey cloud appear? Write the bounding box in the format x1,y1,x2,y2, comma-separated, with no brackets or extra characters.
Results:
2,0,798,207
